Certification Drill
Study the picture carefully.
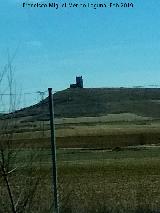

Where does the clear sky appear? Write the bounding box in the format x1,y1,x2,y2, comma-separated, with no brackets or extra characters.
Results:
0,0,160,98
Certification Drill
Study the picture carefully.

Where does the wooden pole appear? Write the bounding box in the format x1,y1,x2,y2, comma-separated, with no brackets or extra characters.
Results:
48,88,59,213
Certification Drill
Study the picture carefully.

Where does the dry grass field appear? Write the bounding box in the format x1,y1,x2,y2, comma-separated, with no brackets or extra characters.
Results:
1,116,160,212
1,147,160,212
1,113,160,149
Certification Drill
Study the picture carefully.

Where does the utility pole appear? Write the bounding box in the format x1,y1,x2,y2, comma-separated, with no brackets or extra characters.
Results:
48,88,59,213
37,91,46,102
37,91,46,136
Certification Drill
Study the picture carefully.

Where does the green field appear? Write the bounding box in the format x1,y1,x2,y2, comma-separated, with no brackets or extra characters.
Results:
1,113,160,212
1,146,160,212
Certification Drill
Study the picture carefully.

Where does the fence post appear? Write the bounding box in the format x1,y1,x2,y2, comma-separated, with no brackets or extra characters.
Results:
48,88,59,213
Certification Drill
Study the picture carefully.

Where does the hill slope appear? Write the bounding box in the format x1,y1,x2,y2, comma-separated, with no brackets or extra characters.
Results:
3,87,160,122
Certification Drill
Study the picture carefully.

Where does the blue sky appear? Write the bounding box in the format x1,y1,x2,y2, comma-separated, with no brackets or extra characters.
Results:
0,0,160,99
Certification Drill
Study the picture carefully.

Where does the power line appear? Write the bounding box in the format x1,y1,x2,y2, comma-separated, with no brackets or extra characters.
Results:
0,90,59,96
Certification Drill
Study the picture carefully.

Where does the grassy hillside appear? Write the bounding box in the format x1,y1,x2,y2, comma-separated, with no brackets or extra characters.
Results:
3,87,160,122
